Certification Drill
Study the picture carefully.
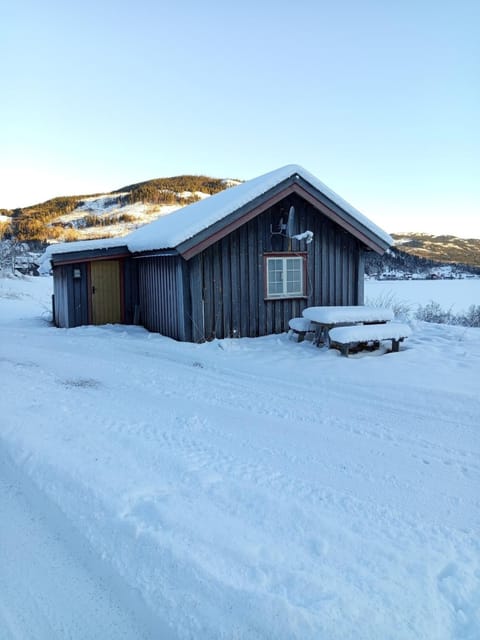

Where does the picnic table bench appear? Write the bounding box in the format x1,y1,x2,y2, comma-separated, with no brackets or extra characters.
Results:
329,323,411,356
302,305,394,346
288,317,314,342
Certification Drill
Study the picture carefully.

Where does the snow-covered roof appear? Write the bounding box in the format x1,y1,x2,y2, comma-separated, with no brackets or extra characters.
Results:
42,165,392,269
126,164,393,252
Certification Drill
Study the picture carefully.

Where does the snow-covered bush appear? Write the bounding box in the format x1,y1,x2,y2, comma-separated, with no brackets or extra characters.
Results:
415,301,480,327
461,305,480,327
415,301,454,324
365,291,412,321
0,239,28,275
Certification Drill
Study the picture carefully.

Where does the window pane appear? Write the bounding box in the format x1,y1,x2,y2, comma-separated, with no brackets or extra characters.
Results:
268,281,284,295
267,258,283,295
286,257,302,271
286,258,302,294
286,280,301,294
268,259,282,274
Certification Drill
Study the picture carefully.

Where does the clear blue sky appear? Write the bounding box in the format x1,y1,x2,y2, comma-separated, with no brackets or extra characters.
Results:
1,0,479,237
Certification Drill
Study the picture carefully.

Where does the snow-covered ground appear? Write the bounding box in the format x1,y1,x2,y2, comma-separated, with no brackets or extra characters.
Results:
366,278,480,314
1,276,479,639
0,448,162,639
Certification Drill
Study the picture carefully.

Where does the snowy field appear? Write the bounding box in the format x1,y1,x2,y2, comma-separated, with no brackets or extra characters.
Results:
365,278,480,314
1,275,479,639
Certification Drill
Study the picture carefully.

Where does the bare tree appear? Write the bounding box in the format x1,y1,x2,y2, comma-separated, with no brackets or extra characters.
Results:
0,237,29,276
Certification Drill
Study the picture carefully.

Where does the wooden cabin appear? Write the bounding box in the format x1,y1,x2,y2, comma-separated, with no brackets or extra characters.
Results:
44,165,392,341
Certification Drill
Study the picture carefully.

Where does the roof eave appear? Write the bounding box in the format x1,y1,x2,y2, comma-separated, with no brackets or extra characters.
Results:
50,245,130,265
176,176,298,260
131,248,180,259
176,175,391,259
293,177,391,254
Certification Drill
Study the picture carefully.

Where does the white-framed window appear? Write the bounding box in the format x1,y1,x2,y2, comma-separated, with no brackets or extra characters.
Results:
265,254,306,298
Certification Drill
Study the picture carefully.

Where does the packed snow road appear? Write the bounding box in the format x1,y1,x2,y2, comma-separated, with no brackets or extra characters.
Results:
0,447,165,640
1,276,480,639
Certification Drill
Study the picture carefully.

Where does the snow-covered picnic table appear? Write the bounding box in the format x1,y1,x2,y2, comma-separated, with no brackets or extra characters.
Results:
302,305,394,346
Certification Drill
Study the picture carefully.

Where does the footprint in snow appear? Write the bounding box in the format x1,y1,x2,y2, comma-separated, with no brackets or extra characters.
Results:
63,378,101,389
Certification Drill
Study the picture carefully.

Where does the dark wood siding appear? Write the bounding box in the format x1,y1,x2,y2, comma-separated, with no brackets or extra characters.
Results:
137,255,186,340
53,265,69,327
122,258,138,324
183,193,363,341
53,263,89,328
72,263,89,326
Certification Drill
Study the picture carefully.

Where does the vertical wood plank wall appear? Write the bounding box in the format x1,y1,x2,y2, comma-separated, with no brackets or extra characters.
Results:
137,255,185,339
185,195,363,341
53,265,69,327
53,263,89,327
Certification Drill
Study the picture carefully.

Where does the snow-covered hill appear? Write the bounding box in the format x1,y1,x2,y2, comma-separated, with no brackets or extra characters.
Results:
0,275,479,638
0,175,241,245
391,232,480,268
59,179,240,240
54,193,199,239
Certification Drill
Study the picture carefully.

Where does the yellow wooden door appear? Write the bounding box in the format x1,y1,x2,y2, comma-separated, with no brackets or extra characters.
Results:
90,260,122,325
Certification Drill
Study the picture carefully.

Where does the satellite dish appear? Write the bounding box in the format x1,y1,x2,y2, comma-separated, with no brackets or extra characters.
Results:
286,206,295,237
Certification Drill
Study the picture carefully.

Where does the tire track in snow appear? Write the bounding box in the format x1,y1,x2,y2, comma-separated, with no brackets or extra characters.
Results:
3,339,478,527
7,330,478,475
112,351,480,480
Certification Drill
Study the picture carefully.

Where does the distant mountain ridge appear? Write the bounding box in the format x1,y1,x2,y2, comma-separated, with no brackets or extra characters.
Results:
391,233,480,268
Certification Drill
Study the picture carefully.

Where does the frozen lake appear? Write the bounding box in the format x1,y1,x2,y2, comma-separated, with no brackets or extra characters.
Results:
365,278,480,313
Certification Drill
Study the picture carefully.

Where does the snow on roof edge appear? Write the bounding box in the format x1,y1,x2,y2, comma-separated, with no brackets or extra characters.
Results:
38,237,127,274
125,164,393,253
289,165,393,248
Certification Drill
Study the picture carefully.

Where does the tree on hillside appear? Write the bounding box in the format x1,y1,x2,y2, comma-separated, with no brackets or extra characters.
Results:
0,219,11,240
0,214,38,275
0,237,29,275
10,208,51,242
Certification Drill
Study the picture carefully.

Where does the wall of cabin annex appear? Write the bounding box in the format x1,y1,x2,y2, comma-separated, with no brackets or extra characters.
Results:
183,194,363,341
